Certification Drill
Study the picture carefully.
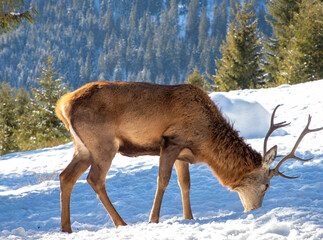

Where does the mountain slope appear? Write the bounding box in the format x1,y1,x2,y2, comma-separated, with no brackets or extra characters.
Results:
0,0,271,90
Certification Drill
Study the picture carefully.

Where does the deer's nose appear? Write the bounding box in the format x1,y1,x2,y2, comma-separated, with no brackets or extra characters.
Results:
244,206,259,212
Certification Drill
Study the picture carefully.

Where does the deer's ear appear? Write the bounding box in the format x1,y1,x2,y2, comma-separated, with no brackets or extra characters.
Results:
263,145,277,168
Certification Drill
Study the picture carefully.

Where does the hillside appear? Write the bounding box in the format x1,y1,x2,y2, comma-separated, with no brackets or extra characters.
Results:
1,80,322,239
0,0,270,90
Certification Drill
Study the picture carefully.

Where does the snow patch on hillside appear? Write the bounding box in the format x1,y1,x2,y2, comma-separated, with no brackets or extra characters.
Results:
210,92,272,138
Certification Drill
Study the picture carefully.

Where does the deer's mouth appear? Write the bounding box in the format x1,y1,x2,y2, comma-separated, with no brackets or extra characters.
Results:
244,206,259,212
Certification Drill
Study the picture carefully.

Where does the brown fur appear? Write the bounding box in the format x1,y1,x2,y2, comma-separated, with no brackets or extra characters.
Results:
56,81,261,186
55,81,263,231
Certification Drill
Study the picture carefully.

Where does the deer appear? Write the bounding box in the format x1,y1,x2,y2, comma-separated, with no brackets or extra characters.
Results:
55,81,322,233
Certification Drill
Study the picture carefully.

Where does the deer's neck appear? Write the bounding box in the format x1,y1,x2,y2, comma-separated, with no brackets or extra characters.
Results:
206,120,262,187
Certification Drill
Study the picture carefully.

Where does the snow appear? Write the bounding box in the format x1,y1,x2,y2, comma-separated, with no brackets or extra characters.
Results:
209,92,272,138
1,80,323,240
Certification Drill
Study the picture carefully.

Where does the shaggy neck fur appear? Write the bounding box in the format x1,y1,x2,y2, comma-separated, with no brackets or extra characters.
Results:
206,116,263,187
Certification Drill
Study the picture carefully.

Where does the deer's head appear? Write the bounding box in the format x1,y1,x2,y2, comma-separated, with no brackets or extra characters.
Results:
232,105,322,212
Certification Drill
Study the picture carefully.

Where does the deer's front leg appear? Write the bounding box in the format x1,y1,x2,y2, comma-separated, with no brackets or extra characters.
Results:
174,160,193,220
149,137,182,223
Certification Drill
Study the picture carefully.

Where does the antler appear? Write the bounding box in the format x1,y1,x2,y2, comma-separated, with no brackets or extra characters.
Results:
263,105,290,156
273,115,323,179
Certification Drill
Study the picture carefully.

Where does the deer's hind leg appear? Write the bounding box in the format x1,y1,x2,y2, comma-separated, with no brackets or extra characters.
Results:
59,149,91,233
86,139,127,228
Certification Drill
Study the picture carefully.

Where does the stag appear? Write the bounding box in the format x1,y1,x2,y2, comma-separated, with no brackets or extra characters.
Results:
55,81,322,233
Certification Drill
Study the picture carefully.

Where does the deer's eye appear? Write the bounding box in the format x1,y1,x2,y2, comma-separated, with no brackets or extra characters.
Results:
264,184,270,192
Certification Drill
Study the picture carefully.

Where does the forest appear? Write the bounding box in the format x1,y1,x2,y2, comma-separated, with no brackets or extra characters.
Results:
1,0,272,90
0,0,322,155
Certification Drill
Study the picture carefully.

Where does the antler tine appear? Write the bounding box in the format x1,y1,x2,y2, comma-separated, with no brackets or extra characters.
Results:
263,105,290,155
274,115,323,179
276,171,301,179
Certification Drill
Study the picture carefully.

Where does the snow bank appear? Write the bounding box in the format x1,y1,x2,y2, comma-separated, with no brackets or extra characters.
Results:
210,92,271,138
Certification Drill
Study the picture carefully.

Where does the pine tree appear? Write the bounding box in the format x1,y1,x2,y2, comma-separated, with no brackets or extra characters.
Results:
101,2,114,35
31,43,69,146
185,0,199,46
113,61,124,81
0,82,18,155
187,66,211,91
200,38,213,75
129,1,139,31
229,0,240,22
294,0,322,81
262,36,280,84
169,0,179,38
14,88,33,151
148,1,163,15
84,53,92,80
211,3,262,91
143,37,155,75
264,0,301,84
0,0,38,34
211,0,227,40
256,4,272,37
278,0,322,84
198,6,210,50
267,0,300,43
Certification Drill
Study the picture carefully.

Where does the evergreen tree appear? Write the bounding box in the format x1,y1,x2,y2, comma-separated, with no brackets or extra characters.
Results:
264,0,301,84
294,0,322,81
113,61,124,81
0,82,17,155
229,0,240,22
169,0,179,38
211,3,262,91
101,3,114,35
200,38,213,74
148,1,163,15
185,0,199,46
198,6,210,50
14,87,33,151
187,66,211,91
267,0,300,43
0,0,38,34
211,0,227,40
98,52,107,76
84,53,92,80
129,1,139,31
136,67,152,83
31,44,69,146
277,0,322,84
256,4,272,37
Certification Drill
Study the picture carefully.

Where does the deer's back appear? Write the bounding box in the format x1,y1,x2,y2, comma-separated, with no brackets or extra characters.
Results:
59,81,220,157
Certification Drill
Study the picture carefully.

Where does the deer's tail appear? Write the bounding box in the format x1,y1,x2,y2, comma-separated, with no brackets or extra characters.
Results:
55,93,73,130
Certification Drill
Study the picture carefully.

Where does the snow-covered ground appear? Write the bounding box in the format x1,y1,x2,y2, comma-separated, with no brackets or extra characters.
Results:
1,80,322,240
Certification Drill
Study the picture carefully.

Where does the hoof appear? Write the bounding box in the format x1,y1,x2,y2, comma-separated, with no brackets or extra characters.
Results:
115,221,127,228
149,220,159,224
60,227,72,234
